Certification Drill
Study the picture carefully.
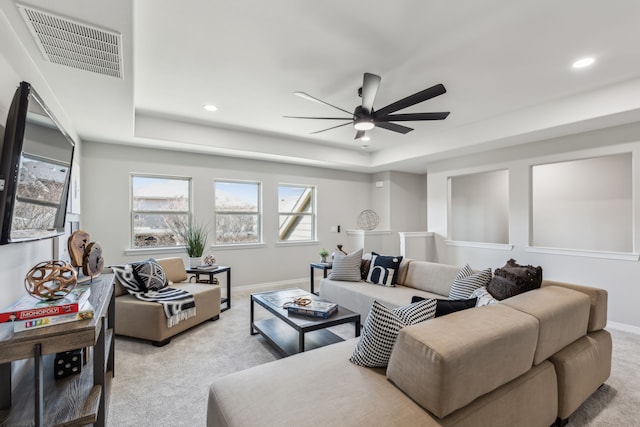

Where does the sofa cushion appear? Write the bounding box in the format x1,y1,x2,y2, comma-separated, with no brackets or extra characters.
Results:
350,299,436,367
448,266,492,300
156,257,188,283
402,261,461,295
386,304,539,418
411,295,477,317
502,286,590,365
328,248,363,282
542,280,608,331
365,252,403,287
549,329,612,419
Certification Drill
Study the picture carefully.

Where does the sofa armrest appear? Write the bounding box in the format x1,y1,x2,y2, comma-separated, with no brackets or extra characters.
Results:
541,280,608,331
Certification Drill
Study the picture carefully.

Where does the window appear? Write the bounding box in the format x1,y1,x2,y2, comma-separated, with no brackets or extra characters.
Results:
531,153,632,252
214,180,260,244
449,169,509,244
278,185,315,241
131,175,190,248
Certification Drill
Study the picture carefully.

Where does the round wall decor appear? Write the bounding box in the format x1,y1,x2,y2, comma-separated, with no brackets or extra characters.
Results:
357,209,379,230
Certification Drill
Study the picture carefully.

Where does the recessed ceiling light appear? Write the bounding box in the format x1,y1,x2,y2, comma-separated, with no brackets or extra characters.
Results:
361,136,371,142
204,104,218,112
572,57,595,69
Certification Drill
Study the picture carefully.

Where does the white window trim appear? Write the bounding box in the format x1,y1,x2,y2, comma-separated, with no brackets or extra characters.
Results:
277,183,316,242
214,179,262,245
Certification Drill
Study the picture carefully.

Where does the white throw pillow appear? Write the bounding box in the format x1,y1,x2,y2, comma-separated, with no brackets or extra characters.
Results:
328,248,363,282
349,299,437,368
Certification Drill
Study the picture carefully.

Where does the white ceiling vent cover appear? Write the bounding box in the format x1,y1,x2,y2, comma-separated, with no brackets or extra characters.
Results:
18,5,123,79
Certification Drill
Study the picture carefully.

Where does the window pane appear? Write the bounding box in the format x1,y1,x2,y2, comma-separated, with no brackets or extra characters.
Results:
133,213,188,247
18,156,68,205
279,215,312,241
215,181,258,212
278,186,312,213
12,201,56,231
215,214,258,244
133,176,189,211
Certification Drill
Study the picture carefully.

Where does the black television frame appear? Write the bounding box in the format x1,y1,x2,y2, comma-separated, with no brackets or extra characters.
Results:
0,81,75,245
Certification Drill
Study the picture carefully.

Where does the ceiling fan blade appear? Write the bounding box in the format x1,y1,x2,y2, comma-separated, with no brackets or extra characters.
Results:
310,122,353,134
283,115,352,120
377,112,450,121
375,121,414,134
375,83,447,118
361,73,381,113
294,91,353,115
354,130,366,140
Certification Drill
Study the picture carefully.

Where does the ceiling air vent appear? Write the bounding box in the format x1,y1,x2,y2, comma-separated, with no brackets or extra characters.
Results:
18,5,123,79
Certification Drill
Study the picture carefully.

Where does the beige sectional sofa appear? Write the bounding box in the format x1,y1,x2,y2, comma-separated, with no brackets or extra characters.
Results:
207,260,611,427
114,257,221,346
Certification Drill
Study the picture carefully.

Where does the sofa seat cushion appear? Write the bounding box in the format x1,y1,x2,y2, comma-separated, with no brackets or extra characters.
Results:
320,278,445,321
207,339,439,427
115,282,220,342
549,329,612,419
386,304,539,418
502,286,590,365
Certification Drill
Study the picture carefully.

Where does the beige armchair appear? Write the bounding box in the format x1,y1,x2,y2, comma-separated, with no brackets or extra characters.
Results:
114,257,221,346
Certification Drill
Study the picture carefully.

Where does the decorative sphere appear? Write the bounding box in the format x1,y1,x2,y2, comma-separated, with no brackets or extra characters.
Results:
357,209,379,231
25,260,78,301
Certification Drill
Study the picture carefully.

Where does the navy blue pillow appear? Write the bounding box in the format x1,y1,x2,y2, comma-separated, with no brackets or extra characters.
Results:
366,252,403,286
411,296,477,317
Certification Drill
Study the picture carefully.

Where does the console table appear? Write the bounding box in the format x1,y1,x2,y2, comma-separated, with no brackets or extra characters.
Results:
309,262,332,295
0,275,115,427
187,266,231,311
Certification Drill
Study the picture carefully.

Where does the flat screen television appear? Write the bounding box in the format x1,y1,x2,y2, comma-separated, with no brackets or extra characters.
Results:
0,81,75,245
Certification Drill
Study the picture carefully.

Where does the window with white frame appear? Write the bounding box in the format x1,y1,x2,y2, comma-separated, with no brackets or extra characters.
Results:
214,180,261,244
131,175,190,248
278,184,316,241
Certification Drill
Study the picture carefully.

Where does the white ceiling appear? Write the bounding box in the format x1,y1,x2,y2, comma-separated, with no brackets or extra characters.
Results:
1,0,640,173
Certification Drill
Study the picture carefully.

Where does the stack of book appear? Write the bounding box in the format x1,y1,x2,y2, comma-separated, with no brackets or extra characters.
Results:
0,285,94,332
287,300,338,319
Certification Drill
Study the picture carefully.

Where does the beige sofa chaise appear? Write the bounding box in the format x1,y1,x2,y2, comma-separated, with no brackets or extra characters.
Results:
114,257,221,346
207,260,610,427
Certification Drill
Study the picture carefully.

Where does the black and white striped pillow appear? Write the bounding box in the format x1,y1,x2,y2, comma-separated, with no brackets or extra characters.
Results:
349,299,437,367
448,265,492,300
328,248,363,282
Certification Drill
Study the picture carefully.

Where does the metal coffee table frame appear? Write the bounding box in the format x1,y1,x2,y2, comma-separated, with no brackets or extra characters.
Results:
250,288,360,357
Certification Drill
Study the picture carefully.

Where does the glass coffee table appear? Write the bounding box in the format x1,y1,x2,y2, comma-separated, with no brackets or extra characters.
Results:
250,288,360,357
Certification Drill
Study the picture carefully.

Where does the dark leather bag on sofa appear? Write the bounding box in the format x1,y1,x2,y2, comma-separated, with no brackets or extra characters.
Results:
487,259,543,300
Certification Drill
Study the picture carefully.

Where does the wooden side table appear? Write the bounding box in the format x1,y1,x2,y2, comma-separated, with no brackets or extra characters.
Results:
309,263,332,295
187,266,231,311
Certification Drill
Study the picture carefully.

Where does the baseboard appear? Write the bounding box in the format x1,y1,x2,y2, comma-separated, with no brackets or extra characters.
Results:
233,278,308,293
607,321,640,335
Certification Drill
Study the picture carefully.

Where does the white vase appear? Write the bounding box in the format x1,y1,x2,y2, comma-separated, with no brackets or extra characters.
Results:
189,257,202,268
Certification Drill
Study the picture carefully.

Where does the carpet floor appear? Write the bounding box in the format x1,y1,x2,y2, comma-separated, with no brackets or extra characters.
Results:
107,282,640,426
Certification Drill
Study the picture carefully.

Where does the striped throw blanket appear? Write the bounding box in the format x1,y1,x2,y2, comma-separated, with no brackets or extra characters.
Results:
111,260,196,328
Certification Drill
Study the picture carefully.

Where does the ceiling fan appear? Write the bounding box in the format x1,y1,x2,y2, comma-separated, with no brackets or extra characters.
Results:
284,72,450,140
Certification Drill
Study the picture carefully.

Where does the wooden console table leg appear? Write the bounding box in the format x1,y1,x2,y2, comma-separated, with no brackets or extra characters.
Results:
34,344,43,427
0,362,10,409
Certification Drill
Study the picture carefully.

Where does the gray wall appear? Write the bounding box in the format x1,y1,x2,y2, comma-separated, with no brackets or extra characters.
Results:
427,122,640,328
81,141,424,287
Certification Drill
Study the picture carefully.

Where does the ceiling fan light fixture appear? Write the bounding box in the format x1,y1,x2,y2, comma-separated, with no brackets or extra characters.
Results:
353,119,374,131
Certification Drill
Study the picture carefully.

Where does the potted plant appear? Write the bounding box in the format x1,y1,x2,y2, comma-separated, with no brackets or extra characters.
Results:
184,223,208,268
319,248,329,263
